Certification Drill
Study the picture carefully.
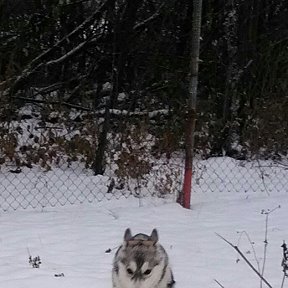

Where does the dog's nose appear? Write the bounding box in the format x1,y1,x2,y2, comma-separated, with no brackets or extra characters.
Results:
131,271,144,281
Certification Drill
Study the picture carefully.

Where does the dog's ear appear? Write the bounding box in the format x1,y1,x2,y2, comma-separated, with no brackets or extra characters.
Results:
124,228,132,242
150,228,158,243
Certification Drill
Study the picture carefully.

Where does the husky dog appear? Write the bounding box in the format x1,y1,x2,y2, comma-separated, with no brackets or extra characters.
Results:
112,228,175,288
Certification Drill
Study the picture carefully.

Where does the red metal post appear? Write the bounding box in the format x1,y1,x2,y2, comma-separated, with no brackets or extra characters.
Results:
183,161,192,208
180,0,202,209
181,109,195,209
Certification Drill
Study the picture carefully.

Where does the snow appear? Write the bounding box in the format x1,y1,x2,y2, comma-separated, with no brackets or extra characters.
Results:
0,177,287,288
0,153,287,287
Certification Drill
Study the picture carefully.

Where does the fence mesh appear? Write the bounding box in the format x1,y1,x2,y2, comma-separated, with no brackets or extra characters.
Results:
1,150,288,211
0,106,287,211
192,157,288,195
0,156,183,211
0,107,183,211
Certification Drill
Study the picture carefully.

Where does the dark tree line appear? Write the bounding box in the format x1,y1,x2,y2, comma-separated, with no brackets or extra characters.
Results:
199,0,288,159
0,0,288,169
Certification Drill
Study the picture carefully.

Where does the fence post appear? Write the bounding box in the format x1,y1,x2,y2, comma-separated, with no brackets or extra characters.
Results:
179,0,203,209
182,109,196,208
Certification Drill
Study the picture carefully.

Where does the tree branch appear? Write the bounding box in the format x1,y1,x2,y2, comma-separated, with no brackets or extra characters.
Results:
12,96,92,111
12,96,170,118
216,233,273,288
9,0,115,95
133,4,164,31
27,0,114,69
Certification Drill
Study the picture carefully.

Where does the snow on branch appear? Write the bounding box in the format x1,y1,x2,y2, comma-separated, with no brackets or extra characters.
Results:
46,40,88,66
133,4,164,31
107,109,169,118
28,0,113,69
12,96,169,118
8,0,114,95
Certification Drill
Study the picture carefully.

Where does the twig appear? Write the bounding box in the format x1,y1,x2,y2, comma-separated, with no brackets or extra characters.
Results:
280,274,285,288
256,158,270,196
26,247,31,258
12,96,92,111
214,279,225,288
281,241,288,288
46,39,90,66
216,233,273,288
261,213,269,288
236,230,260,274
260,206,281,288
27,0,112,69
133,4,164,31
274,160,288,168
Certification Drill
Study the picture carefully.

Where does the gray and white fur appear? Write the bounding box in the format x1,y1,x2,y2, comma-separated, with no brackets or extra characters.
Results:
112,228,175,288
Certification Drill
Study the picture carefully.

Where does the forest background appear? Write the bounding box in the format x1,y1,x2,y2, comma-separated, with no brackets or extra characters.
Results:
0,0,287,177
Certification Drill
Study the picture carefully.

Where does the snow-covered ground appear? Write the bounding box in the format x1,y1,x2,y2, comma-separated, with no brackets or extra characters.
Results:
0,186,287,288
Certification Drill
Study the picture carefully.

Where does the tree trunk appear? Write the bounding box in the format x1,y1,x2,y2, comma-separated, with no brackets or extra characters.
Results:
92,104,110,175
92,0,142,175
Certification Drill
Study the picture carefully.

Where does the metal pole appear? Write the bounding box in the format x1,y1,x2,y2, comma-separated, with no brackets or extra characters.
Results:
181,0,202,209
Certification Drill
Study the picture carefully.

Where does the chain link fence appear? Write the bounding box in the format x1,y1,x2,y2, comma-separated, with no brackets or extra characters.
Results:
1,152,288,212
0,156,183,211
192,157,288,195
0,105,183,211
0,105,287,211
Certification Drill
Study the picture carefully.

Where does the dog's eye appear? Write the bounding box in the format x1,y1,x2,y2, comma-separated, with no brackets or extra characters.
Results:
144,269,152,275
126,268,133,275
